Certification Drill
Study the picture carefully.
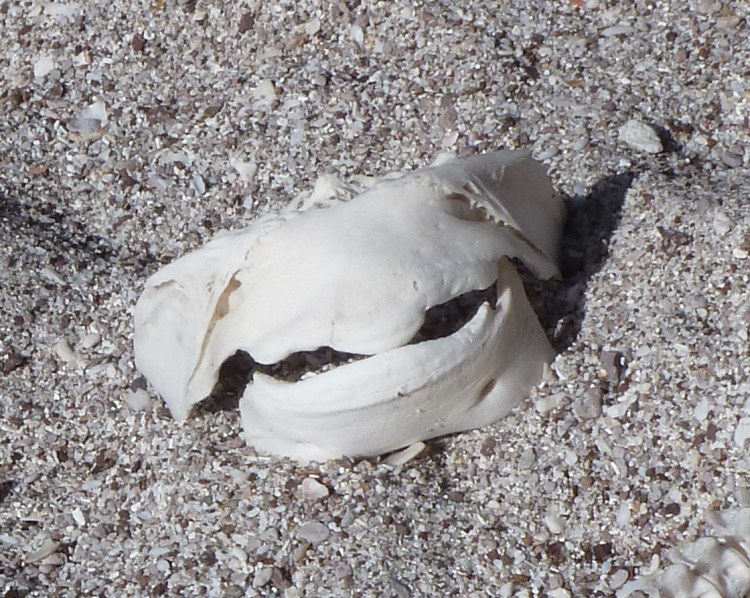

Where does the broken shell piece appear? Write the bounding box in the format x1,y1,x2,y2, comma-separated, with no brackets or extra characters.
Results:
229,158,257,184
55,339,80,367
25,539,60,564
68,100,108,134
300,477,330,500
134,151,564,461
385,442,428,466
251,79,276,105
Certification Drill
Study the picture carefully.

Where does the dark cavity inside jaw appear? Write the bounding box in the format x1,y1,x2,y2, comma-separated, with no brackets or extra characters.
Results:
202,280,498,409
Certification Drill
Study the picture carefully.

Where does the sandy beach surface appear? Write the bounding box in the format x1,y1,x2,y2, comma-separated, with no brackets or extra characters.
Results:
1,1,749,595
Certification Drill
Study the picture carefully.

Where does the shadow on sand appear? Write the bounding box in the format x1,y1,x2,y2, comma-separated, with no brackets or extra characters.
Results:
525,172,636,353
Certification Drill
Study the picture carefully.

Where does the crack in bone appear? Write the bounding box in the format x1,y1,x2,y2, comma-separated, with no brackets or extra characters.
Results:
188,273,242,388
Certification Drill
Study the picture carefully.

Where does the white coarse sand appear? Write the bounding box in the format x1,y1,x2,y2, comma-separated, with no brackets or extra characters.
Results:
1,1,749,596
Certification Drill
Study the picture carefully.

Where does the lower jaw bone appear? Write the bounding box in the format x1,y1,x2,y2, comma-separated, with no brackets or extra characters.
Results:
240,258,554,462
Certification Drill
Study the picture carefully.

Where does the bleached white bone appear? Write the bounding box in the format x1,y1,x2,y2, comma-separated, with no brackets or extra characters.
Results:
134,150,564,460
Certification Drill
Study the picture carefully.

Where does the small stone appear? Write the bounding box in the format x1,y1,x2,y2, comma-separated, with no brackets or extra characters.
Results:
72,507,86,526
535,392,565,415
41,552,65,567
251,80,276,104
441,129,459,148
292,542,309,563
600,25,634,37
45,83,64,100
696,0,719,14
125,389,151,412
304,17,321,36
82,479,101,491
572,135,589,151
333,562,353,581
238,11,254,34
69,101,108,135
518,447,536,469
132,32,146,52
385,441,427,465
618,120,663,154
536,147,559,161
564,449,578,466
340,509,356,528
717,15,742,29
230,159,257,183
694,399,711,422
295,521,330,544
55,339,80,366
252,566,273,588
616,501,631,527
44,3,81,18
202,104,223,119
548,573,564,590
390,576,411,598
599,350,625,385
79,333,101,350
712,211,732,235
299,478,330,500
41,266,65,285
544,513,565,534
604,394,638,418
350,24,364,45
592,542,613,562
2,351,28,375
191,173,206,195
573,388,602,419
